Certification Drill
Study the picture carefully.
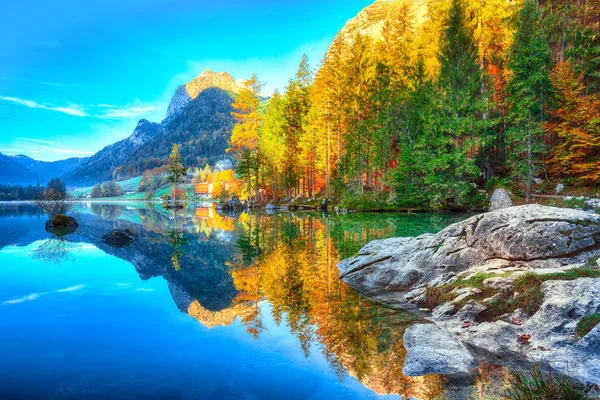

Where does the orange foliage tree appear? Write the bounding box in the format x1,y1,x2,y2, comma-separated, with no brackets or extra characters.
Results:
546,61,600,183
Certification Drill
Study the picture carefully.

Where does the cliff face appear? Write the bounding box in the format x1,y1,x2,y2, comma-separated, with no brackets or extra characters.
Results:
332,0,428,46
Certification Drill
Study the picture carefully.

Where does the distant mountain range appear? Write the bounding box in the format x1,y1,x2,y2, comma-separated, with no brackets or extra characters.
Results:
2,70,242,187
0,153,87,186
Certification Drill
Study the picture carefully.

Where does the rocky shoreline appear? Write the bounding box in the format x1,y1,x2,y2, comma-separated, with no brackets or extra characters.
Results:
338,204,600,389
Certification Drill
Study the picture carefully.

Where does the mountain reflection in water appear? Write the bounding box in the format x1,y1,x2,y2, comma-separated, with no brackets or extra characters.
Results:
0,202,510,399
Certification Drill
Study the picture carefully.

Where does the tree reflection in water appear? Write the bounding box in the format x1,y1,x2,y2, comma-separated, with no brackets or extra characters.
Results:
227,212,457,398
32,234,80,265
168,209,188,271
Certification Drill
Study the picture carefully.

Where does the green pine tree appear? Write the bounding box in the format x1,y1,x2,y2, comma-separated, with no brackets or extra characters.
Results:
506,0,551,202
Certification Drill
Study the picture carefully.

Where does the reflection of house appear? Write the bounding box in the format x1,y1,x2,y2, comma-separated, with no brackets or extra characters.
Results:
195,182,213,198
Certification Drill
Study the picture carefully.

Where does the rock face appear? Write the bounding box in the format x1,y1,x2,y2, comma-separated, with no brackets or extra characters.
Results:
339,205,600,297
101,229,138,248
403,324,476,377
489,188,512,211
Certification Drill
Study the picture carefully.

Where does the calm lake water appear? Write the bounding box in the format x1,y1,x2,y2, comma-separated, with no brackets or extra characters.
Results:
0,202,483,399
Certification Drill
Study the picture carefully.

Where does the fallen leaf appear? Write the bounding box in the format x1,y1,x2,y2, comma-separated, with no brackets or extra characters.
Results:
517,334,531,345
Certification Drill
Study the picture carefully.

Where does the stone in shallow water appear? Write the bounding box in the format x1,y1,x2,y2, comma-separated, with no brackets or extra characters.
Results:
101,229,138,248
403,323,476,376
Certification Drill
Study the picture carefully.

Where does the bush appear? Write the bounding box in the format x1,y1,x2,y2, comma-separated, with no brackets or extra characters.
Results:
101,181,121,197
91,183,102,198
339,191,397,212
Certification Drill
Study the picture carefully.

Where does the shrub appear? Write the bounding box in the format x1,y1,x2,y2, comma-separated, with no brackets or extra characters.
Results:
91,183,102,198
101,181,121,197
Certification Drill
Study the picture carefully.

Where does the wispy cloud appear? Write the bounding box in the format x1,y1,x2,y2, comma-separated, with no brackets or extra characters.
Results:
55,284,86,293
0,95,162,120
2,284,85,305
0,96,87,117
98,104,157,119
1,137,95,157
2,293,41,305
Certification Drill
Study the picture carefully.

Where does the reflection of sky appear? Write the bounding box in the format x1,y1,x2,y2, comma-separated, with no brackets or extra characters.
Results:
0,241,397,399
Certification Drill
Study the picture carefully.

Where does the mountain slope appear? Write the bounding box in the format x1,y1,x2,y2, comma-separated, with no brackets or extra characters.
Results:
12,155,88,185
0,154,38,185
61,119,164,185
131,87,235,168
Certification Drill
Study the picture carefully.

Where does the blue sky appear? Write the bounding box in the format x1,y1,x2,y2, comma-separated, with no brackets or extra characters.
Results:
0,0,372,161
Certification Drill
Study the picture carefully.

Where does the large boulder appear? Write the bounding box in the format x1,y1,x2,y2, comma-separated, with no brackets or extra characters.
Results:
489,188,512,211
339,205,600,298
403,324,476,376
101,229,138,248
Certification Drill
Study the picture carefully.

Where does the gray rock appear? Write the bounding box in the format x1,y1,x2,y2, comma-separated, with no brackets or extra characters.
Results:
533,178,544,185
101,229,138,248
556,324,600,386
483,277,514,292
524,278,600,346
432,302,455,319
265,203,276,211
403,324,476,376
489,188,513,211
339,205,600,300
556,183,565,194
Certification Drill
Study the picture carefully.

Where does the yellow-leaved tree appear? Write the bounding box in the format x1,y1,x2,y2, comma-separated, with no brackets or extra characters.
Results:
228,74,263,201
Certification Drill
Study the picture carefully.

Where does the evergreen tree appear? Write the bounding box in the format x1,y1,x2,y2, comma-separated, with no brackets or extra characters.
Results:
282,54,313,197
167,144,186,205
506,0,551,202
426,0,484,208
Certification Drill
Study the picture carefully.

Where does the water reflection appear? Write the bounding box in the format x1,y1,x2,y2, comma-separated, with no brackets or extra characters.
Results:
0,202,479,398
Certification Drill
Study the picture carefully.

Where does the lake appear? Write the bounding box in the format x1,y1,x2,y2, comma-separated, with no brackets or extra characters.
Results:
0,202,503,399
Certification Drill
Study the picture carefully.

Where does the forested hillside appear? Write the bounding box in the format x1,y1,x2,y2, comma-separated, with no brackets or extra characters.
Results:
229,0,600,210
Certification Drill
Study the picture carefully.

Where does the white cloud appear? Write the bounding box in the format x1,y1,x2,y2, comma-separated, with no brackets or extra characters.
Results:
0,96,88,117
1,137,95,158
99,105,157,119
2,293,41,305
0,96,164,121
55,284,86,293
2,284,86,305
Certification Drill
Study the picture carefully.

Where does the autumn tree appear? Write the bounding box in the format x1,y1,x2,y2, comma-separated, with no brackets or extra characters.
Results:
546,61,600,182
228,74,263,201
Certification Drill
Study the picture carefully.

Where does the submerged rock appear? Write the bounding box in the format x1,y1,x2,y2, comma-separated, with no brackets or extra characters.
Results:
101,229,138,248
489,188,513,211
339,205,600,298
403,324,476,376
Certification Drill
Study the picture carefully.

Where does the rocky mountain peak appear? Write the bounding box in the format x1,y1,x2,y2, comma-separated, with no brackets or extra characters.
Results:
165,70,241,121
